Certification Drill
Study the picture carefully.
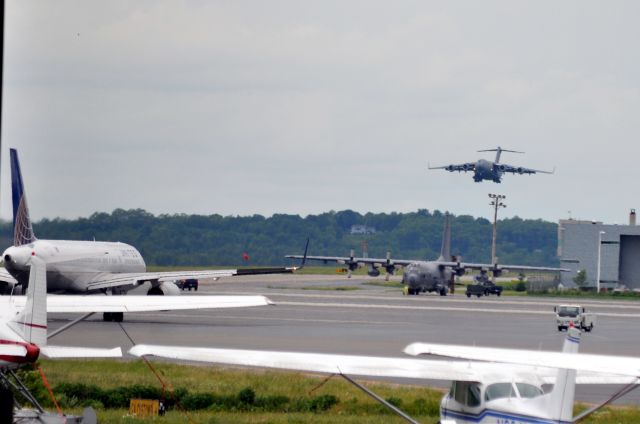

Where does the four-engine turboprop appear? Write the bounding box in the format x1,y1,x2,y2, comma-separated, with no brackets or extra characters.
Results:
2,149,303,322
287,212,567,296
428,146,554,183
129,327,640,423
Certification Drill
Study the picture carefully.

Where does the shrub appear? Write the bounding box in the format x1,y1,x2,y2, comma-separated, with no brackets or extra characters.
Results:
181,393,214,410
238,387,256,406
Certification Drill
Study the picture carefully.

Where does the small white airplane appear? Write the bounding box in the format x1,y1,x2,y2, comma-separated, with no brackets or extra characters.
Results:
1,148,305,321
0,255,122,417
129,328,640,423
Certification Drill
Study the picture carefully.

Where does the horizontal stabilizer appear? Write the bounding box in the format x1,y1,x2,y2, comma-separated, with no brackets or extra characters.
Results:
40,346,122,358
0,344,27,357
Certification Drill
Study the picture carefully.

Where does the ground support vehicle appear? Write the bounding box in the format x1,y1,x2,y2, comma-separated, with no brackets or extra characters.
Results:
555,304,595,332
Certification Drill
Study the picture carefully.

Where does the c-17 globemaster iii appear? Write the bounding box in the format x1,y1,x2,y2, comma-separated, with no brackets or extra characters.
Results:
428,146,554,183
287,213,567,295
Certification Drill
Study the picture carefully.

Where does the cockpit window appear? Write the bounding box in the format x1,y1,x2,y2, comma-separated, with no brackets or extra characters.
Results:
485,383,515,401
516,383,543,398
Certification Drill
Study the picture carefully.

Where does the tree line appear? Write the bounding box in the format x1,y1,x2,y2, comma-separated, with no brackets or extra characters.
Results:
0,208,559,267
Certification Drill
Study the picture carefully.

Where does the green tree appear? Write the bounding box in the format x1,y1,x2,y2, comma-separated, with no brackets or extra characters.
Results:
573,269,588,289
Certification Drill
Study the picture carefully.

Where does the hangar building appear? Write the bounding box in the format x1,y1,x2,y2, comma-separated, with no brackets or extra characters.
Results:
558,210,640,289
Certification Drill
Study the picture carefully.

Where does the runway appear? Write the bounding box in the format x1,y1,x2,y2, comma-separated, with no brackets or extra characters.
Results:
48,274,640,405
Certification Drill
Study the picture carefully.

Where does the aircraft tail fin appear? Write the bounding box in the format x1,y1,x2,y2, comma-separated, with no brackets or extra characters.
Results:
10,148,37,246
477,146,523,164
8,256,47,346
547,326,580,421
437,212,451,261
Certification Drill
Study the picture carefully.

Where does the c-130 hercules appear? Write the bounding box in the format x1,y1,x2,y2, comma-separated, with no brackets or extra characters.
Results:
428,146,554,183
287,213,567,296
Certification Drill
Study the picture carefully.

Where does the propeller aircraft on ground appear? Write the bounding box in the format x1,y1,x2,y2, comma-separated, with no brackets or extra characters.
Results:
287,213,567,295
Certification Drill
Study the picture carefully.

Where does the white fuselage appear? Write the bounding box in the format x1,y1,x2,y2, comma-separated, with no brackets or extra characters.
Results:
3,240,146,293
439,376,570,424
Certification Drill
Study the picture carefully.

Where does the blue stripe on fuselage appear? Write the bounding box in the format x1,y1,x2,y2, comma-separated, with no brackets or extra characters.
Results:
442,407,573,424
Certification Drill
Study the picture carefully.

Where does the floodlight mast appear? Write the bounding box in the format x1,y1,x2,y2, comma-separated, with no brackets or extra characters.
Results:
489,194,506,267
596,230,606,293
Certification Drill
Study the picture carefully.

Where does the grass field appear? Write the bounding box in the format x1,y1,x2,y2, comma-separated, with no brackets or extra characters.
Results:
18,360,640,423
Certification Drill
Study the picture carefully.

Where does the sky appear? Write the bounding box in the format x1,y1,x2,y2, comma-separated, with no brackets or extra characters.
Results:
2,1,639,224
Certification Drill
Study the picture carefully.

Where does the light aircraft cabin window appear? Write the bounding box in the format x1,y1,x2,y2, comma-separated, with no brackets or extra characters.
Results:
452,382,481,407
516,383,543,398
485,383,516,401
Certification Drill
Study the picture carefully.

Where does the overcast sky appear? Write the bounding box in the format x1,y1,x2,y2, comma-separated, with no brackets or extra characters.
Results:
2,1,639,224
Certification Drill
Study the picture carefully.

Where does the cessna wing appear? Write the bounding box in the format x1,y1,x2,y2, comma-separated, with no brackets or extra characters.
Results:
428,162,476,173
128,345,639,386
0,294,272,313
499,163,554,175
84,267,299,292
404,343,640,380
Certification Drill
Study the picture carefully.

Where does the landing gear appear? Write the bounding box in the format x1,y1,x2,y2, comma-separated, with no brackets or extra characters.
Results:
439,287,447,296
103,312,124,322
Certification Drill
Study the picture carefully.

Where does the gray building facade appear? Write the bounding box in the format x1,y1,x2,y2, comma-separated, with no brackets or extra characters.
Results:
558,211,640,289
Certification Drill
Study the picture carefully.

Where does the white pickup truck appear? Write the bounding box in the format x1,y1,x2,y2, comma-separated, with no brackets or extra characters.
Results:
554,304,595,332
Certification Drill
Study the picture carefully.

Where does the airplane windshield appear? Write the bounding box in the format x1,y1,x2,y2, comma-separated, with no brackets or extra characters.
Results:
485,383,515,401
558,307,580,317
516,383,543,398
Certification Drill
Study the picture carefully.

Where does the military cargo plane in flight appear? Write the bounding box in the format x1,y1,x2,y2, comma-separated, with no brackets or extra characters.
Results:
130,327,640,424
1,149,304,322
428,146,554,183
286,213,567,295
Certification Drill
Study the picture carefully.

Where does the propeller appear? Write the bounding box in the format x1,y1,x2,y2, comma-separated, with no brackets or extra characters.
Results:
384,251,395,281
347,249,357,278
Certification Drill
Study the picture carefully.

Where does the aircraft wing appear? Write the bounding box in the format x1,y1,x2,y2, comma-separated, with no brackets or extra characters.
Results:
499,163,554,175
404,343,640,379
437,260,570,273
129,345,488,381
285,255,413,267
0,295,272,313
128,345,638,386
428,162,476,173
84,266,299,292
40,346,122,358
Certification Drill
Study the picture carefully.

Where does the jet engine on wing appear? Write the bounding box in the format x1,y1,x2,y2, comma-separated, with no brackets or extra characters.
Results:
147,281,180,296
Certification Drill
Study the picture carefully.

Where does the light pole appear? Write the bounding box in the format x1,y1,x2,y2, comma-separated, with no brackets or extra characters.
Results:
596,230,605,293
489,194,506,266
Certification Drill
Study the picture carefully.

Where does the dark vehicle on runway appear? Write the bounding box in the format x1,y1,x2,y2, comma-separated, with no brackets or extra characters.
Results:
466,275,503,298
174,278,199,291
